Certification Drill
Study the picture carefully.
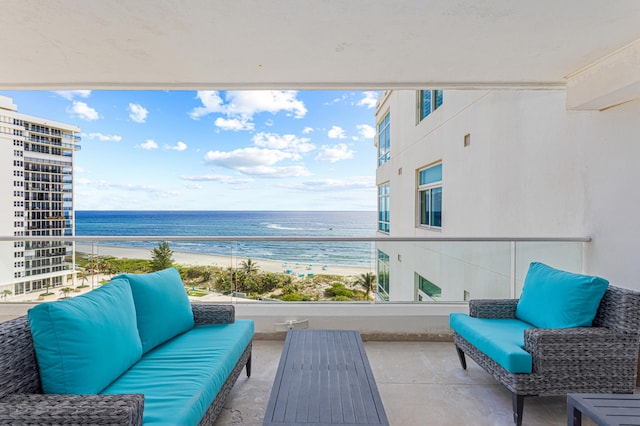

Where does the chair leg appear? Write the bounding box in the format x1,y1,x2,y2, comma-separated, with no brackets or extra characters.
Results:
455,346,467,370
246,352,252,377
512,393,525,426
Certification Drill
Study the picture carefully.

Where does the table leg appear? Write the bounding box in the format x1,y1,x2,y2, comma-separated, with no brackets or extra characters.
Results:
566,400,582,426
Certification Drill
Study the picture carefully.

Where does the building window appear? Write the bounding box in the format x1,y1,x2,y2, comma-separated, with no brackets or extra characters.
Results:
378,182,390,233
377,250,390,301
416,274,442,301
377,111,390,166
418,90,443,121
418,163,442,228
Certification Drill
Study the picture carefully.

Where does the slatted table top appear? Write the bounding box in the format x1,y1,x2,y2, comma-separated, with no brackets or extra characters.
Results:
567,393,640,426
263,329,389,426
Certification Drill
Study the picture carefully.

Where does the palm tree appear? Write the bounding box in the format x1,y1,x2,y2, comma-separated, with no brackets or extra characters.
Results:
59,287,73,298
355,272,376,297
240,258,259,275
1,289,12,301
77,270,89,287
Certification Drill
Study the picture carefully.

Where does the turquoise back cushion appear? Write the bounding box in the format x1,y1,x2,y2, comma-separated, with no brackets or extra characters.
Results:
114,268,194,354
516,262,609,328
27,278,142,394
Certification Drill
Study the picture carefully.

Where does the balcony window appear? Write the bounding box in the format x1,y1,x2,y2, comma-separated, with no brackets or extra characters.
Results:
378,182,390,233
377,250,390,301
418,90,443,121
418,163,442,229
416,273,441,301
377,111,390,166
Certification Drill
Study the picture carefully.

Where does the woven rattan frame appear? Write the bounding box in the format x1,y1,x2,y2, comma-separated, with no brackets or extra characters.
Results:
454,285,640,424
0,303,251,425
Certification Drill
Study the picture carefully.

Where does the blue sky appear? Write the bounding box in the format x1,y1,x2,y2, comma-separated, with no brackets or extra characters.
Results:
2,90,379,211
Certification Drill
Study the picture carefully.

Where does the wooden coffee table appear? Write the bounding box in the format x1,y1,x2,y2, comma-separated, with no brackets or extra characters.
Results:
263,329,389,425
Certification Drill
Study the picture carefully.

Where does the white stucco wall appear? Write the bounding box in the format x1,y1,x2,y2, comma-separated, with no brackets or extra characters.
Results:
376,90,640,298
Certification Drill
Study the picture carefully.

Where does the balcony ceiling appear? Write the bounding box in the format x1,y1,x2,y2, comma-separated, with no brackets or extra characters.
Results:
1,0,640,90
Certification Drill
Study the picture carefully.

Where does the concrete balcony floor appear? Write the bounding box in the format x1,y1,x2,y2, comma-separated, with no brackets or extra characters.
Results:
214,340,576,426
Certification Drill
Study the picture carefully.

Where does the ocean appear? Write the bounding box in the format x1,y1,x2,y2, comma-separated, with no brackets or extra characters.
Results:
75,210,378,266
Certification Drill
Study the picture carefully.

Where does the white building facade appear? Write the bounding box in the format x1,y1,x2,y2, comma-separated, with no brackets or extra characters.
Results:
0,96,80,298
375,90,640,302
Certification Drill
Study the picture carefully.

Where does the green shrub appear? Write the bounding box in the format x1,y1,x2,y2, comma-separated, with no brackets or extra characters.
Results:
331,295,353,301
325,282,354,298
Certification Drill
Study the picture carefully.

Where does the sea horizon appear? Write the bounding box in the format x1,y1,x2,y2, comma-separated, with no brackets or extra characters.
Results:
75,210,378,266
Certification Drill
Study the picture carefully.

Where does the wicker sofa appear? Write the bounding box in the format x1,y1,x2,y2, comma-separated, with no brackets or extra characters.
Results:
0,268,253,425
451,263,640,426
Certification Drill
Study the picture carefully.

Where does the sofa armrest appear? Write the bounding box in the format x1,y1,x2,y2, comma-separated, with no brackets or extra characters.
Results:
469,299,518,319
0,394,143,425
191,303,235,325
525,327,640,375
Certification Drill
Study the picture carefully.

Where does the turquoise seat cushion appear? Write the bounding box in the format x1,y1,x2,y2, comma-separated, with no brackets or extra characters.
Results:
516,262,609,329
27,278,142,394
114,268,194,353
101,320,254,426
450,313,533,373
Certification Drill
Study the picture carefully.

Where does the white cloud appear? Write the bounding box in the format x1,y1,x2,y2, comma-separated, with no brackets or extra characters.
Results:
356,91,379,109
252,132,315,159
315,143,354,163
184,183,203,190
165,141,187,151
203,147,311,177
282,176,375,192
140,139,158,150
181,174,254,185
302,126,314,134
235,165,311,178
204,147,293,168
67,101,99,121
225,91,307,119
324,94,349,105
214,117,255,131
356,124,376,140
189,90,307,130
328,125,347,139
189,91,225,119
128,103,148,123
93,180,164,193
84,132,122,142
53,90,91,100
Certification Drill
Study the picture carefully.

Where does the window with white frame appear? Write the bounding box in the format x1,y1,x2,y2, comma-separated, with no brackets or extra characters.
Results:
418,90,443,121
377,111,390,166
418,163,442,228
378,182,390,233
377,250,390,301
416,273,442,301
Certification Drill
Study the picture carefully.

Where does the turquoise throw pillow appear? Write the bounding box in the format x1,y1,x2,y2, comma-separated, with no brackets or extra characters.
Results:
114,268,194,353
27,278,142,394
516,262,609,328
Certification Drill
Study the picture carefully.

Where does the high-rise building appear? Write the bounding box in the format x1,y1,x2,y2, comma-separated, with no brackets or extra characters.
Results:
374,89,640,302
0,95,80,299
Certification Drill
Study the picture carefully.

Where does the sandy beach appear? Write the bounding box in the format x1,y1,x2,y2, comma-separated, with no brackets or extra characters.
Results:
76,243,373,277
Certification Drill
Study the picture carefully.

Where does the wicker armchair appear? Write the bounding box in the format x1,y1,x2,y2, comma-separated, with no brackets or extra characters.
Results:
0,303,251,425
453,285,640,426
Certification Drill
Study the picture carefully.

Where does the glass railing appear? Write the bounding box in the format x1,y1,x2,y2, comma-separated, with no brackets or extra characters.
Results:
0,236,589,304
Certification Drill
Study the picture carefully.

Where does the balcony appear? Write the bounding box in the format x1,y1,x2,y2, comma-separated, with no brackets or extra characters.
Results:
0,313,592,426
0,235,634,424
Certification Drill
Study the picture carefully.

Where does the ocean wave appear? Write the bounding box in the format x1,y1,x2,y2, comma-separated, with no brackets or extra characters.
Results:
266,224,307,231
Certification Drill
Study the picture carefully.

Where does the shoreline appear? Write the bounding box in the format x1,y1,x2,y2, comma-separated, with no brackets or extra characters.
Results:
75,243,373,277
